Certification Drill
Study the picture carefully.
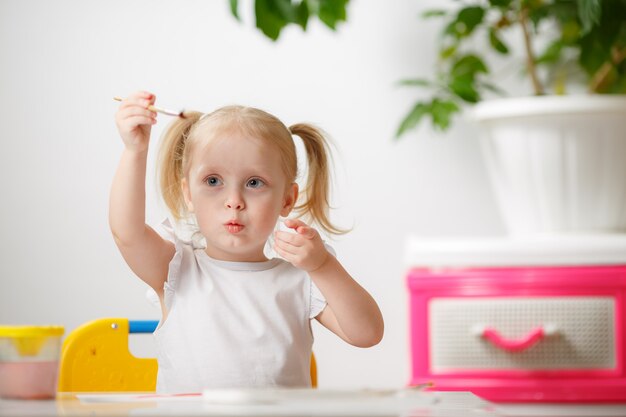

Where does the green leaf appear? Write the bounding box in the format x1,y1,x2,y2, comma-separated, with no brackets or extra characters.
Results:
272,0,299,23
296,1,310,30
254,0,290,40
439,44,458,59
447,55,488,102
443,6,486,39
430,99,460,130
318,0,348,30
578,0,624,78
397,78,435,88
488,0,512,7
230,0,240,20
579,33,609,75
396,98,461,133
577,0,601,35
537,2,577,26
448,75,480,102
527,4,552,28
488,27,509,54
396,102,430,138
422,9,447,19
524,0,545,10
579,0,625,73
450,54,489,78
456,6,485,37
560,20,581,44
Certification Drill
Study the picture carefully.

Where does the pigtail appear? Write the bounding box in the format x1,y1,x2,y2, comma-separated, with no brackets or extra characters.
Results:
158,111,204,219
289,123,348,236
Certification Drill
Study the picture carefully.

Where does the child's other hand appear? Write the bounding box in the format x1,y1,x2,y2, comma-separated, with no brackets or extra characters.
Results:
274,219,329,272
114,91,157,152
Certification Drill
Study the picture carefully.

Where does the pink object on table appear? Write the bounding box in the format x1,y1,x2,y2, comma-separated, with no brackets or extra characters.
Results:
0,325,63,399
407,264,626,402
0,361,59,399
479,326,546,352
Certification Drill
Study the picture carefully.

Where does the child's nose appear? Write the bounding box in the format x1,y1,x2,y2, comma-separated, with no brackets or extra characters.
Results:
225,193,245,210
226,201,244,210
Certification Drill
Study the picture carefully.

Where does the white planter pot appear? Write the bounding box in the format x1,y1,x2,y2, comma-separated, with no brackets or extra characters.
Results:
473,95,626,236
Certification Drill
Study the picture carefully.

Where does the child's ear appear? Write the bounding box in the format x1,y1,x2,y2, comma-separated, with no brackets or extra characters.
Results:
280,183,298,217
181,178,195,212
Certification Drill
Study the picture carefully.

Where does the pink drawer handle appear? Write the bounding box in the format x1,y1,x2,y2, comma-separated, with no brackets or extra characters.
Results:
478,326,549,352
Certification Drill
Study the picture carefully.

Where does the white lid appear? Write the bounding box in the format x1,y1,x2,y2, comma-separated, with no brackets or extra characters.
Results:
405,234,626,268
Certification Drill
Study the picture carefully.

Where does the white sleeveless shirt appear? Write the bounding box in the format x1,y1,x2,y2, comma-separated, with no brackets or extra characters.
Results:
147,222,327,393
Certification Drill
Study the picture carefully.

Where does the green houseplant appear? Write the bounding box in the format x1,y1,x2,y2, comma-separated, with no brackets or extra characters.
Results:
397,0,626,235
228,0,349,40
396,0,626,136
225,0,626,235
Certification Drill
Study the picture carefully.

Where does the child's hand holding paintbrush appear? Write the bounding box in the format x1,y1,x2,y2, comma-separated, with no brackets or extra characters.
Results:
113,91,185,153
113,95,185,118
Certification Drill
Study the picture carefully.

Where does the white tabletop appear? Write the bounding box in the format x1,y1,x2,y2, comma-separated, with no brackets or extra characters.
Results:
2,389,626,417
1,389,488,417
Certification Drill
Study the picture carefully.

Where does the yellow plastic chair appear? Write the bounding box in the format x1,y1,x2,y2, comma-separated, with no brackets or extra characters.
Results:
58,318,157,392
58,318,317,392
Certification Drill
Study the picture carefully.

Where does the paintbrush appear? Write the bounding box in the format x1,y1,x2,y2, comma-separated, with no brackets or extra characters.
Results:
113,96,186,118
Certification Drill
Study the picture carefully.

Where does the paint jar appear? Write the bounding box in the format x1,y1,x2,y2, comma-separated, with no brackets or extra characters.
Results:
0,326,64,399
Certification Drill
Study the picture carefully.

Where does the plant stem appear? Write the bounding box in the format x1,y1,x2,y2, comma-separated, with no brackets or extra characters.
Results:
588,46,626,93
519,7,544,95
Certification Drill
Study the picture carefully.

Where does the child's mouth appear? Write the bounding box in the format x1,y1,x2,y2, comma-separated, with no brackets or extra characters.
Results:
225,222,244,234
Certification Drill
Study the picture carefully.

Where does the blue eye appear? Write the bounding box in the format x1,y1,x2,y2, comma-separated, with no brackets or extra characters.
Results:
206,176,223,187
246,178,265,189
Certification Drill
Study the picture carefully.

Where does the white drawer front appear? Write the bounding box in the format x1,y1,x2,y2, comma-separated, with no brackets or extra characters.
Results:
429,297,616,371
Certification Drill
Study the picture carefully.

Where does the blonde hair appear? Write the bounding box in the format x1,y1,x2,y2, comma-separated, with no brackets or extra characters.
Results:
157,106,346,235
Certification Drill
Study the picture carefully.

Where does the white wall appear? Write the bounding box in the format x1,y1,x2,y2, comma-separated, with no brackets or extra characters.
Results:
0,0,505,389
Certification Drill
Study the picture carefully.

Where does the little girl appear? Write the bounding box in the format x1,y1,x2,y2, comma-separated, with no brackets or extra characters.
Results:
110,90,384,393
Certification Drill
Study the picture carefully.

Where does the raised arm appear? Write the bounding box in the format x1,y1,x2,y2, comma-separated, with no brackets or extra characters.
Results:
109,91,175,293
274,219,384,348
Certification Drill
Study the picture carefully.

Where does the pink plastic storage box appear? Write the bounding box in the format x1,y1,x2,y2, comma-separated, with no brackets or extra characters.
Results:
406,234,626,402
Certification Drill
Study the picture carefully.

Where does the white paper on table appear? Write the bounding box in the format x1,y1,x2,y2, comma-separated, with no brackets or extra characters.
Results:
78,389,497,417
